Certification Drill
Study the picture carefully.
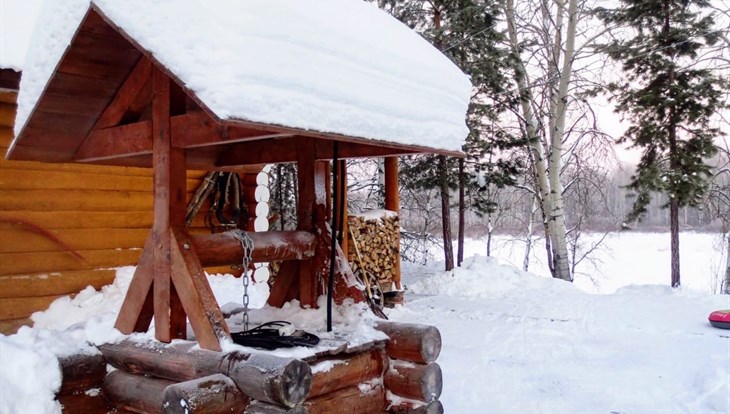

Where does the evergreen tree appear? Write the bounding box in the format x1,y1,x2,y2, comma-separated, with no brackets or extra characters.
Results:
374,0,522,270
596,0,728,287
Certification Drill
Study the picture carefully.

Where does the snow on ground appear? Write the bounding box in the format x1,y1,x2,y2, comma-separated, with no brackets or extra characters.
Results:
1,232,729,413
395,256,730,413
459,232,727,294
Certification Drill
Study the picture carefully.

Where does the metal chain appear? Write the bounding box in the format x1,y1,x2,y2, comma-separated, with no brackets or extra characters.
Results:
233,230,254,331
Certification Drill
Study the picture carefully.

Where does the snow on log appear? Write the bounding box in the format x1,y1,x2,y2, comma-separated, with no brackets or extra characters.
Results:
387,399,444,414
190,230,316,266
228,353,312,408
244,402,309,414
305,382,385,414
162,374,248,414
384,360,442,402
103,370,174,414
308,349,386,398
58,353,106,394
99,340,312,407
374,321,442,364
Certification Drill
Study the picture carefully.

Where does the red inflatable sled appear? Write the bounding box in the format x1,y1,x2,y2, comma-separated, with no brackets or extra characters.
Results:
708,310,730,329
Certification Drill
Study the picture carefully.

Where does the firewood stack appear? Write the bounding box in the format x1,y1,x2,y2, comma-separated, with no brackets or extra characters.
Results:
347,210,400,293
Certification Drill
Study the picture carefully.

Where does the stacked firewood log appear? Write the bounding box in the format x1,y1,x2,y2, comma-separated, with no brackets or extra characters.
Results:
347,211,400,292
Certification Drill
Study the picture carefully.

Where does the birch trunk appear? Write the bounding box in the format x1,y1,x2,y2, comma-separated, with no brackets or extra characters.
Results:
505,0,573,281
544,0,578,282
722,232,730,295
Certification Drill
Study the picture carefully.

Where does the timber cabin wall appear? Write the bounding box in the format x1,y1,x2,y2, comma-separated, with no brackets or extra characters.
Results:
0,69,259,334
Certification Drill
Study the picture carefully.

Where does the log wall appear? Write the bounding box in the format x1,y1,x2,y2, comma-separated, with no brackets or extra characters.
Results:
0,74,264,333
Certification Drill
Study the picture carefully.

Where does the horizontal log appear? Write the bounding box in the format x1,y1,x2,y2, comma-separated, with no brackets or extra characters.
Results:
0,294,65,320
308,349,385,398
228,353,312,407
100,340,312,407
0,248,142,275
59,353,107,395
0,227,149,253
305,382,385,414
162,374,248,414
0,211,154,229
58,390,110,414
0,169,201,192
244,402,309,414
0,270,117,299
0,155,208,178
0,102,15,126
191,231,316,267
384,360,442,402
0,210,211,230
0,189,155,211
103,369,173,414
387,400,443,414
375,321,441,364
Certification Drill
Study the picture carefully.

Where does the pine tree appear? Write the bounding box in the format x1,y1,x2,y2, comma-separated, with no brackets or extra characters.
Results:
596,0,728,287
374,0,522,270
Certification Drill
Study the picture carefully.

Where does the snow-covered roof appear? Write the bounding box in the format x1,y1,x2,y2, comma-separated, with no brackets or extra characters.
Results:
12,0,472,158
0,0,44,71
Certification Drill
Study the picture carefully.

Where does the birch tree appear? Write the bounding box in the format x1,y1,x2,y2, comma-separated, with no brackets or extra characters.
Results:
503,0,588,282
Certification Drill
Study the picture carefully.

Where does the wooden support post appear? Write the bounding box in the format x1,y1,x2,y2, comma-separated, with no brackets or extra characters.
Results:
114,67,229,351
335,160,348,258
384,156,401,289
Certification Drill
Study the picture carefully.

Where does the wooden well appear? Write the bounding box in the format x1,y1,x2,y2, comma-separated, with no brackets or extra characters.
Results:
9,4,460,413
55,320,443,414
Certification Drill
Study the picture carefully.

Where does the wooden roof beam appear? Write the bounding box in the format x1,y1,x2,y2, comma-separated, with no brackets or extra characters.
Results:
215,137,421,166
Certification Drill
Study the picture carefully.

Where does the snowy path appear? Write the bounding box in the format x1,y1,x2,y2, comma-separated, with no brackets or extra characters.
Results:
389,257,730,413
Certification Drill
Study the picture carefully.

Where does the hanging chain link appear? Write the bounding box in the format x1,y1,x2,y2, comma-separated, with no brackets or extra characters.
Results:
233,230,254,331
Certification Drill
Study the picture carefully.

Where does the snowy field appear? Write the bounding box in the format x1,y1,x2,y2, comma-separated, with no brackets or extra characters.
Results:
455,232,727,294
1,232,729,413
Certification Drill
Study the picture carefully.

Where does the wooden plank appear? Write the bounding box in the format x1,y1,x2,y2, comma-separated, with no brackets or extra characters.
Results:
0,227,149,253
0,102,16,127
0,155,208,178
0,211,154,229
114,234,154,334
59,28,140,81
151,66,174,343
0,90,18,105
0,189,154,211
0,210,209,230
75,120,152,162
0,169,200,191
0,317,31,334
0,69,20,91
92,56,151,129
0,248,143,275
0,294,66,320
0,269,117,298
171,228,229,350
384,156,401,289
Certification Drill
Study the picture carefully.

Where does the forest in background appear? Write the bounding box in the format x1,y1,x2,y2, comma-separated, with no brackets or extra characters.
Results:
268,0,730,291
